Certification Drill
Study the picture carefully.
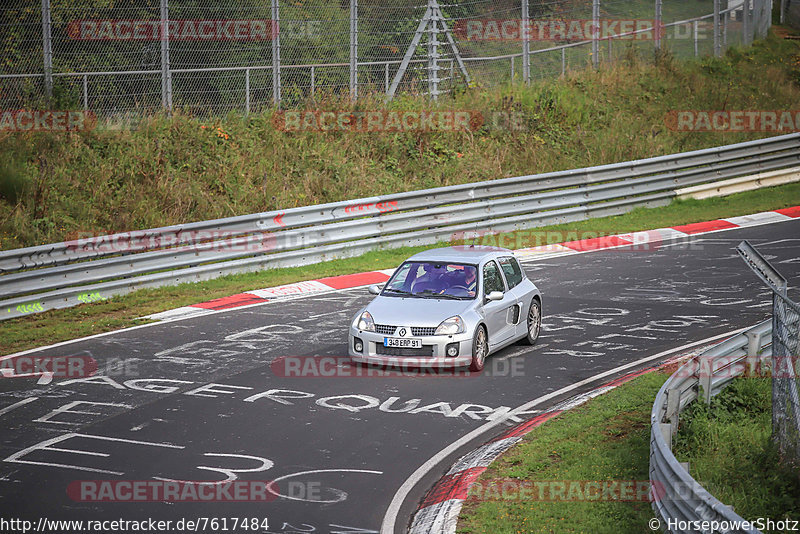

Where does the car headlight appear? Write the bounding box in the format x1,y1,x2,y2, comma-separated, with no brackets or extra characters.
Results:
435,315,465,335
356,311,376,332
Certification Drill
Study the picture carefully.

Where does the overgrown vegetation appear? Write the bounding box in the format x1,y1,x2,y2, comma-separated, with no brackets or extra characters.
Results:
673,377,800,522
1,33,799,249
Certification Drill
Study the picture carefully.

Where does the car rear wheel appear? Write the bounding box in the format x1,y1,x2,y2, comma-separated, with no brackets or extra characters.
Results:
470,325,488,372
524,299,541,345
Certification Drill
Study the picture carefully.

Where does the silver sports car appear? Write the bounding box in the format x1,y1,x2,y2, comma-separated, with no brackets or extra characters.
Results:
348,246,542,370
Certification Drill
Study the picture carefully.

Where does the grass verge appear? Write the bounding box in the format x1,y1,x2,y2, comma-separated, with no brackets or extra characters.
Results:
457,370,669,534
673,377,800,522
458,372,800,533
1,180,799,356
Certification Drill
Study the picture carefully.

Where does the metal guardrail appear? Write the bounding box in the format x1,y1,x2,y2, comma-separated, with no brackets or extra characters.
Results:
650,320,772,533
1,132,799,320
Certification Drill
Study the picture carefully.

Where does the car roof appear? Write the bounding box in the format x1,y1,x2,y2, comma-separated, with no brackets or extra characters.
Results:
405,246,514,264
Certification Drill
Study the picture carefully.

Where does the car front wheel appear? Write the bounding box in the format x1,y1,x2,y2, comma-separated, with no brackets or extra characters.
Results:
470,325,488,372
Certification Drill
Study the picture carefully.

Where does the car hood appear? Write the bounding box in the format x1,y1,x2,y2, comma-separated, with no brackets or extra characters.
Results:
365,295,474,327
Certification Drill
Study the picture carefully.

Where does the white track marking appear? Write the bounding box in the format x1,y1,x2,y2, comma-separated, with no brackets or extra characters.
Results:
380,326,748,534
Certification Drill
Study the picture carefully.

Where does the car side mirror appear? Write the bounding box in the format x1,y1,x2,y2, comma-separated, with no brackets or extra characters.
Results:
368,284,382,295
486,291,504,302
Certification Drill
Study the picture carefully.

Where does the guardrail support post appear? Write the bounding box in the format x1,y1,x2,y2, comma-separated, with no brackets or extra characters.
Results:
659,423,673,449
699,354,714,404
665,388,681,425
745,330,761,375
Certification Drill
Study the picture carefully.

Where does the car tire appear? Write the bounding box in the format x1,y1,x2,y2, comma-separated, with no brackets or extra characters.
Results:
470,325,488,372
524,299,541,345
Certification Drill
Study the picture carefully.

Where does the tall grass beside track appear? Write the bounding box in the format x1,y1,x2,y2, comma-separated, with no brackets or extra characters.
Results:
0,33,799,249
1,32,800,354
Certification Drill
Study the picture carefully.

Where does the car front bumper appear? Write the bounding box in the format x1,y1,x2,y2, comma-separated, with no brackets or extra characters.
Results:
348,326,473,368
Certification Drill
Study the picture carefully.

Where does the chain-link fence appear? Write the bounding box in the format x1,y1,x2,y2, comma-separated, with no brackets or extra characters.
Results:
781,0,800,28
772,290,800,468
0,0,773,117
738,240,800,469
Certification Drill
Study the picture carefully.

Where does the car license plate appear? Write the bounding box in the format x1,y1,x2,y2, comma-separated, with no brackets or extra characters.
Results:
383,337,422,349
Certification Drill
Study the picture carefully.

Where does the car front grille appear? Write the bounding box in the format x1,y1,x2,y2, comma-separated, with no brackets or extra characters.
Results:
375,345,435,357
375,324,437,336
411,327,437,336
375,324,396,335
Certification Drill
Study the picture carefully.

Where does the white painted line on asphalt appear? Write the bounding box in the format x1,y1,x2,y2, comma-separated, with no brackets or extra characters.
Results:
380,326,748,534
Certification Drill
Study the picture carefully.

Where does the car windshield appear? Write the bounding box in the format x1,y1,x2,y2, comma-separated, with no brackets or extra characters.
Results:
382,261,478,299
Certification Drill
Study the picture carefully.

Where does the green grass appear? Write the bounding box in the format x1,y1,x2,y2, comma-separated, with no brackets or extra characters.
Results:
1,179,799,356
458,372,800,534
458,370,669,534
673,377,800,521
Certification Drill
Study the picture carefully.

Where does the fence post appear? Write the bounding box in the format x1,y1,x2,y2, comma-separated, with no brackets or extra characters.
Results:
743,0,750,46
82,74,88,111
592,0,599,68
271,0,281,106
311,66,316,97
561,47,565,76
349,0,358,101
245,69,250,115
428,4,438,100
693,20,699,56
522,0,530,83
654,0,662,52
723,6,728,48
713,0,720,57
160,0,172,111
41,0,53,103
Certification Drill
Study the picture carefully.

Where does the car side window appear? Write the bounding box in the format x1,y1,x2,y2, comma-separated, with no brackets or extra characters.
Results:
483,261,505,295
498,256,523,289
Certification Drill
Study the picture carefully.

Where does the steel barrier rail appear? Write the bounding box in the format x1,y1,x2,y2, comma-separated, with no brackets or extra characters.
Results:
1,131,797,274
1,144,798,301
1,133,799,319
649,320,772,533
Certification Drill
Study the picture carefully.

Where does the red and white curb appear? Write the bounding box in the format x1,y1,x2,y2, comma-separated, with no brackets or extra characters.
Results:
145,206,800,322
144,269,396,321
406,350,708,534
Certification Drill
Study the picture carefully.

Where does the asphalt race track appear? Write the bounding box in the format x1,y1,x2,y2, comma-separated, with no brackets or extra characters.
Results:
1,219,799,534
